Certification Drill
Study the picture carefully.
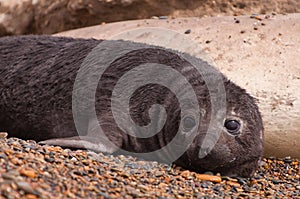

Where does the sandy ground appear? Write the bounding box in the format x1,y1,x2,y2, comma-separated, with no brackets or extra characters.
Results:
56,13,300,158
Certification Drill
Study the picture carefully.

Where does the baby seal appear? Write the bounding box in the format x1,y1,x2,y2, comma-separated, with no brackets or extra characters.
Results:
0,35,264,177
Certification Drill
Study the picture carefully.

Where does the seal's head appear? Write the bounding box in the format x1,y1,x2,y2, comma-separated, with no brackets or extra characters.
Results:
175,80,264,177
103,45,264,178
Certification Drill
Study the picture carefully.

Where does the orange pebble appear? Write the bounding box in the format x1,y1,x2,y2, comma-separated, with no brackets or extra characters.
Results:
25,194,38,199
19,168,38,178
195,174,222,183
226,181,241,187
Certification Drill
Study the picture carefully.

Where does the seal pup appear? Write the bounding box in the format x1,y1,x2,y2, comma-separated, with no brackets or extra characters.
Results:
0,35,264,177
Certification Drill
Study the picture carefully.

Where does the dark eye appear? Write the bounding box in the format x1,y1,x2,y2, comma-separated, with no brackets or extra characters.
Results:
183,116,196,132
224,119,241,135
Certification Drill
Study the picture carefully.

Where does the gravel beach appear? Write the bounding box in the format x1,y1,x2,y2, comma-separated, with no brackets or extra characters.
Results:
0,137,299,198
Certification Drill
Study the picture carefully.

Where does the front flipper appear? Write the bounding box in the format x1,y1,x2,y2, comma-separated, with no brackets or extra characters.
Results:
39,135,119,154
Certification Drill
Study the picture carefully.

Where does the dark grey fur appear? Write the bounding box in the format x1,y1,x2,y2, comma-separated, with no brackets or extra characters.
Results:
0,35,264,177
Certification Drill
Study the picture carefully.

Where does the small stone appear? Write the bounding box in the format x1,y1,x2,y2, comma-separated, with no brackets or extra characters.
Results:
159,16,168,20
158,182,168,188
237,177,248,185
155,171,164,177
184,29,191,34
119,172,130,178
15,181,37,195
226,181,241,187
2,171,22,181
195,174,222,183
250,14,259,19
236,188,244,192
44,157,55,163
25,194,38,199
137,184,148,191
271,179,281,184
0,132,8,138
201,183,209,188
181,170,190,178
255,15,263,20
19,168,38,178
283,157,292,163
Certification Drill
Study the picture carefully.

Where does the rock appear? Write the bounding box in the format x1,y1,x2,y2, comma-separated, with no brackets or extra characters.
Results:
0,0,34,36
0,0,299,36
0,132,8,139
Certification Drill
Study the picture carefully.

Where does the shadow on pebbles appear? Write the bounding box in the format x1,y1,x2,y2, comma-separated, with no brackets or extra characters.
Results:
0,136,299,199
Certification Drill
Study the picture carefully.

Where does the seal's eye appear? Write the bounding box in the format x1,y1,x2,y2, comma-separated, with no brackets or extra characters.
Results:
224,119,241,135
183,116,196,132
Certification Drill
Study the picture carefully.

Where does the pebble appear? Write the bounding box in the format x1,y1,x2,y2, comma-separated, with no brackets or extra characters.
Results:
226,181,241,188
196,174,222,183
0,138,299,198
233,18,240,23
0,132,8,138
284,156,293,163
184,29,191,34
15,181,37,195
18,167,38,178
158,16,168,20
